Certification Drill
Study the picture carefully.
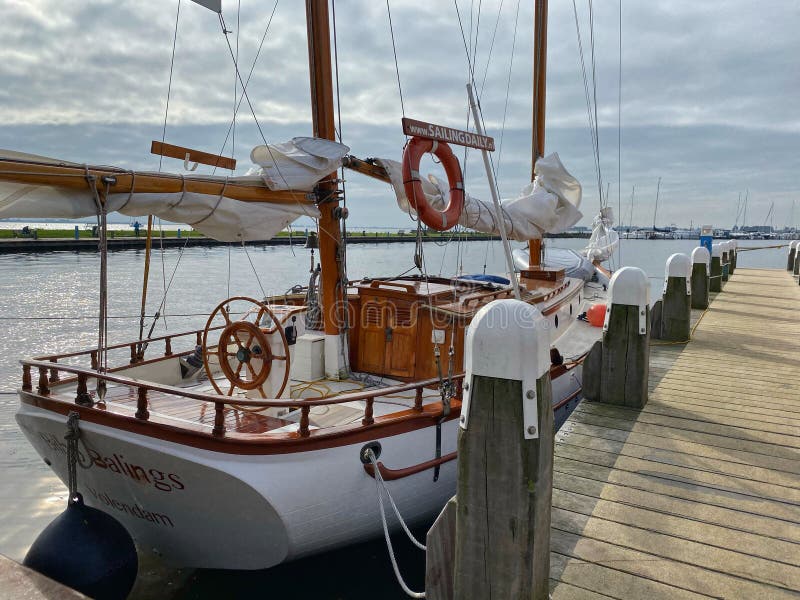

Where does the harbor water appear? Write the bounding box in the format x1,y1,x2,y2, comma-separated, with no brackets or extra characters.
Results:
0,237,788,598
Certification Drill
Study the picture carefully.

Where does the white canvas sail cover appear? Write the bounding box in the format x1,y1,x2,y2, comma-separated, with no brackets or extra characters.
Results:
249,137,350,191
377,152,582,239
0,150,319,242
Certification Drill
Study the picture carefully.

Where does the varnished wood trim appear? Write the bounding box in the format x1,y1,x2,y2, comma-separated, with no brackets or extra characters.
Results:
19,392,462,455
150,140,237,171
552,387,582,411
363,451,458,481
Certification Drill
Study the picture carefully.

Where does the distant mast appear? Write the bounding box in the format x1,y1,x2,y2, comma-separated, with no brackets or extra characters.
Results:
529,0,548,267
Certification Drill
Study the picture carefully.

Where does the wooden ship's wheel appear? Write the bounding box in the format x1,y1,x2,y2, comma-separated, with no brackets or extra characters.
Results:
202,297,290,403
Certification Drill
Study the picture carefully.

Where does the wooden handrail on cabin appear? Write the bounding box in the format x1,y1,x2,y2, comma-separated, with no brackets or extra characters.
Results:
19,359,464,439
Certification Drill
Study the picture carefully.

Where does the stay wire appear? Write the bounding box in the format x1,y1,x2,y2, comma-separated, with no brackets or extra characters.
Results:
617,0,623,266
496,0,521,175
212,0,279,175
242,242,267,299
158,0,182,173
385,1,406,118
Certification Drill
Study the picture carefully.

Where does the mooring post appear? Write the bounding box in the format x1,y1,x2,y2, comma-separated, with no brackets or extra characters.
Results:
789,241,798,272
691,246,710,309
583,266,650,408
659,253,692,341
794,241,800,277
721,242,730,282
710,243,723,292
426,299,552,600
729,239,738,274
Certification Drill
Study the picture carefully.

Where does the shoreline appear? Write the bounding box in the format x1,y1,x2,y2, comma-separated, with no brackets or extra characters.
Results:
0,232,591,253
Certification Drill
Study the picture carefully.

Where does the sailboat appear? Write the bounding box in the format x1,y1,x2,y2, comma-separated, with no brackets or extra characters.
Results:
2,0,612,569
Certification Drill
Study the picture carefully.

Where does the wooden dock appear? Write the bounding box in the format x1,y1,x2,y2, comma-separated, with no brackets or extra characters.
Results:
550,268,800,598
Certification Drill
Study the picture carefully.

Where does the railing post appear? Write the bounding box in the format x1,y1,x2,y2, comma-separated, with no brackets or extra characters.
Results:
691,246,710,310
213,402,226,437
196,332,203,346
414,387,424,412
48,359,60,383
37,367,50,395
362,398,375,426
129,344,137,364
90,351,98,370
299,405,310,437
164,337,173,357
135,387,149,420
22,365,32,392
75,374,92,406
583,266,650,408
426,299,553,600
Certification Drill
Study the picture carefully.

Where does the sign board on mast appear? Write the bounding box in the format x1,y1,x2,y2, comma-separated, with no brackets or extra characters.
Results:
402,118,495,152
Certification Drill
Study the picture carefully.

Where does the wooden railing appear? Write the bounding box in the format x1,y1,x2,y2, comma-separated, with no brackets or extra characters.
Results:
32,325,224,373
20,359,463,440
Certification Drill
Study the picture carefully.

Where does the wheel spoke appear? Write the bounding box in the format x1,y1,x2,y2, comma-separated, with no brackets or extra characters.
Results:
227,384,235,396
273,355,287,361
220,306,232,325
235,362,245,379
256,384,267,399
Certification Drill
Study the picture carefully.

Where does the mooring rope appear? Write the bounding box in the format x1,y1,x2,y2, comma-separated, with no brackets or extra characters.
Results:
367,449,426,599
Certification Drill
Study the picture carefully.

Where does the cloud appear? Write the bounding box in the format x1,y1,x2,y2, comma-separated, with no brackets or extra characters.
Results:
0,0,797,229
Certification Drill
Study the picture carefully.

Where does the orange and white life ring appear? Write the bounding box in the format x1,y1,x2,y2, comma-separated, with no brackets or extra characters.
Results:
401,137,465,231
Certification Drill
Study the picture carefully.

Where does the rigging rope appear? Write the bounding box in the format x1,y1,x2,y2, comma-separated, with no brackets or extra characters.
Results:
159,0,182,173
571,0,603,208
617,0,623,266
212,0,280,175
385,0,406,118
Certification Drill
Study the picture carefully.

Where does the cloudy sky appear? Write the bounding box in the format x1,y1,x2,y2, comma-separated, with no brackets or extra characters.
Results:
1,0,798,230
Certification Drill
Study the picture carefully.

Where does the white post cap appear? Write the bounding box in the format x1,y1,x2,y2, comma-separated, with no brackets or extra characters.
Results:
666,253,692,279
730,239,738,249
712,242,723,257
790,240,799,250
462,299,550,439
691,246,711,265
608,266,649,307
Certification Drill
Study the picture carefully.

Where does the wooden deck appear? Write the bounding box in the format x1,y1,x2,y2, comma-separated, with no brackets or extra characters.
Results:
550,268,800,599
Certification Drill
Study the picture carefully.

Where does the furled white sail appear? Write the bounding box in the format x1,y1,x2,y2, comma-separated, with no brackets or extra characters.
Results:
378,153,582,239
0,150,318,242
249,137,350,191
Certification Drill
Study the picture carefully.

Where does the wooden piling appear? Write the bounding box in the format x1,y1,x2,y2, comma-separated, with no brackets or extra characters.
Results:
721,244,730,282
789,241,797,271
710,243,723,292
729,240,737,273
426,299,553,600
583,266,650,408
659,253,691,341
794,245,800,276
691,246,710,309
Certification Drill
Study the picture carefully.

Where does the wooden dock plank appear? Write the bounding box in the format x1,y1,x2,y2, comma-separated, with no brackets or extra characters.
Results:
551,268,800,598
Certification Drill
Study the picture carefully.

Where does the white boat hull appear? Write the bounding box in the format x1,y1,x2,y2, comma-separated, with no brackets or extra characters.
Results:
16,368,581,570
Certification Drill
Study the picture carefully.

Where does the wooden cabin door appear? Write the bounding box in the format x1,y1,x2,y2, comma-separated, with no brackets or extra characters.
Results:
359,297,389,373
357,296,417,378
385,300,416,378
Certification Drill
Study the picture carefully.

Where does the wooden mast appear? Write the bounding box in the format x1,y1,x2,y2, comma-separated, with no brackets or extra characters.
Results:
529,0,548,268
305,0,346,378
